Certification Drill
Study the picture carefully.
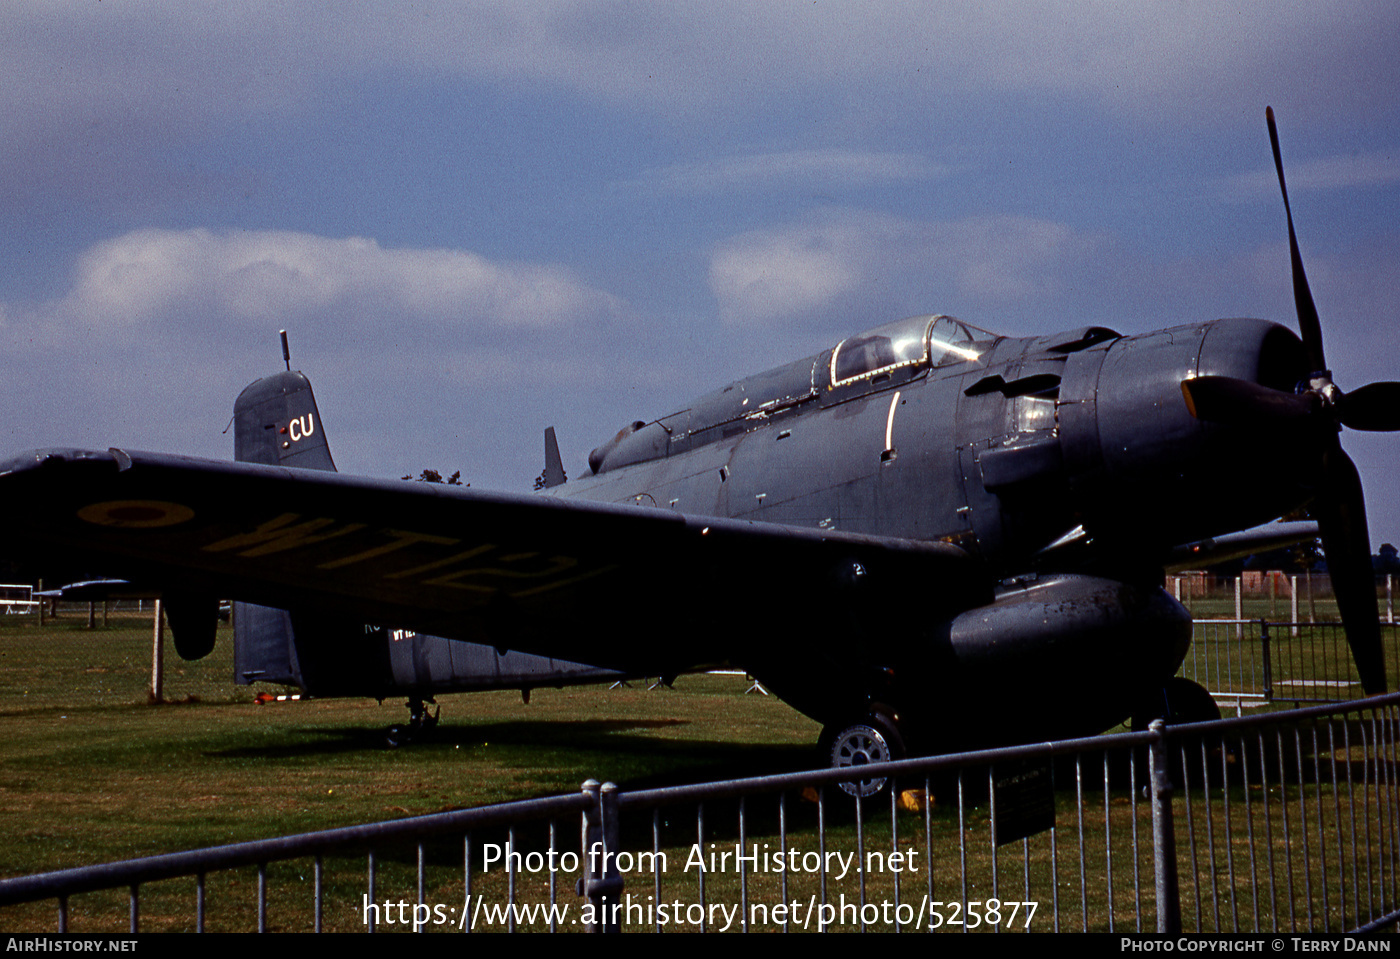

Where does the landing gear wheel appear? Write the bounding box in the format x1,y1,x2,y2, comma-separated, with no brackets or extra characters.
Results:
1131,677,1221,730
385,699,440,748
1132,678,1226,791
825,715,905,798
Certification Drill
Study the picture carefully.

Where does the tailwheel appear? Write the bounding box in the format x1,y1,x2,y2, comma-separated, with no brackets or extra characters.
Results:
385,698,440,748
824,713,905,798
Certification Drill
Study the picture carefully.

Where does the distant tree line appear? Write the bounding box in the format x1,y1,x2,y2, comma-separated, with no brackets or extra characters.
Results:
401,469,464,486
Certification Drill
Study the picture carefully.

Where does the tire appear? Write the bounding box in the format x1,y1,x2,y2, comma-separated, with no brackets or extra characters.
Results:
1132,677,1221,730
824,713,905,798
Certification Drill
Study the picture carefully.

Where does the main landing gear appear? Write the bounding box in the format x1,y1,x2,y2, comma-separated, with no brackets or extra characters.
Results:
385,697,440,748
1131,677,1221,730
822,711,905,798
1131,677,1225,790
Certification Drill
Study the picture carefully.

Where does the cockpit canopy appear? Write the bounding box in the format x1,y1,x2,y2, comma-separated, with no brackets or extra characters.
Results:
830,314,996,387
588,314,1000,474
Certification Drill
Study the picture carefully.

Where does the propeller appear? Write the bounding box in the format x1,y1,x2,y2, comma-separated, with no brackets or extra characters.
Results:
1181,107,1395,694
1181,375,1400,431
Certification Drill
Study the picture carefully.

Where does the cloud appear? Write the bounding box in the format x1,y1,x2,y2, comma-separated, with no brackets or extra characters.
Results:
709,210,1101,326
1221,150,1400,203
4,1,1397,146
433,2,1400,125
33,228,623,337
0,226,634,482
1,225,628,428
632,150,947,195
709,218,872,323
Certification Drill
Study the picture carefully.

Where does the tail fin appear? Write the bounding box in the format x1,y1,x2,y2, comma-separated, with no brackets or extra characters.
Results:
175,368,334,666
234,371,336,472
232,368,334,689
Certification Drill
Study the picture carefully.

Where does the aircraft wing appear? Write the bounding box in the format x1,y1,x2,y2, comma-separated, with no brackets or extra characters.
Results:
1164,520,1319,572
0,448,978,675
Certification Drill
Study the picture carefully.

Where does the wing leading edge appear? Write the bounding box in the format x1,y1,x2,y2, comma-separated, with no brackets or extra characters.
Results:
0,448,980,676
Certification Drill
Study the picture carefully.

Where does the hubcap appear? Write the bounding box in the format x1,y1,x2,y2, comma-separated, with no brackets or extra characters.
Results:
831,723,893,797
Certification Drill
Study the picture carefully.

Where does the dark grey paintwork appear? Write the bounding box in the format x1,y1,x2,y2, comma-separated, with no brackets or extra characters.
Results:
0,310,1352,753
556,315,1308,571
521,312,1322,746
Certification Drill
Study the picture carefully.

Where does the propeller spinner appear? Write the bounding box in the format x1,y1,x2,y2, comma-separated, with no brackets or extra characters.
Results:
1181,107,1396,694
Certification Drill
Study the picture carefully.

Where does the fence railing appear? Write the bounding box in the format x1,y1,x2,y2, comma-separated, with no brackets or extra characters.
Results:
1182,620,1400,708
3,693,1398,933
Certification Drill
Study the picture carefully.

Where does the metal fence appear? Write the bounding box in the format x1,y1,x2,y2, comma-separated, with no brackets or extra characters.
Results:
1181,620,1400,708
3,693,1398,933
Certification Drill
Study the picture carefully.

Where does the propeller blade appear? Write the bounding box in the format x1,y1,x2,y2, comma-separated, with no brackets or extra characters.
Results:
1262,110,1388,694
1336,381,1400,432
1181,376,1318,424
1315,446,1388,694
1267,106,1327,374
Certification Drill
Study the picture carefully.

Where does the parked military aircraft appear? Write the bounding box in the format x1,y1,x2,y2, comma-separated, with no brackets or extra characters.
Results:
2,109,1395,792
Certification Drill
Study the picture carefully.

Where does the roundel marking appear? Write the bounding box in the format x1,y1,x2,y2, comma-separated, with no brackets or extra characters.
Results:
77,500,196,528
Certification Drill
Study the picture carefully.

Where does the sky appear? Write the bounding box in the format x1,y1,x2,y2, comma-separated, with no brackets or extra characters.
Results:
2,1,1398,547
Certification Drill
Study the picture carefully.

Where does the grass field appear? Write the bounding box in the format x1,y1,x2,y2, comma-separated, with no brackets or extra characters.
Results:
1,608,846,930
0,609,822,878
2,602,1396,933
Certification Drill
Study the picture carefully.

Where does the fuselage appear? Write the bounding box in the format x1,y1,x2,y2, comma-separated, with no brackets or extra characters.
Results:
544,313,1315,746
553,313,1314,579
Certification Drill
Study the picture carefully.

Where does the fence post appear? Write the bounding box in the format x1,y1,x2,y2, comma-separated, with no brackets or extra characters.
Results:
580,779,623,932
1148,719,1182,933
1260,619,1273,702
149,600,164,704
1234,576,1243,643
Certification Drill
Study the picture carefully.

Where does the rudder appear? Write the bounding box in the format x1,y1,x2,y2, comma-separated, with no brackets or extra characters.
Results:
232,367,335,689
234,371,336,472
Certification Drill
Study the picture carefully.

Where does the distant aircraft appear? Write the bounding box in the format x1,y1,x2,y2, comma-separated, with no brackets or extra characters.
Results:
2,108,1394,793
